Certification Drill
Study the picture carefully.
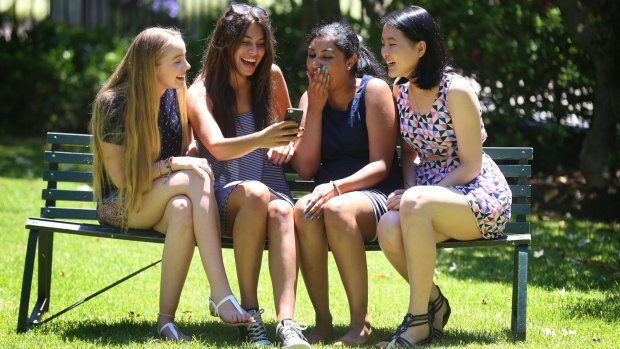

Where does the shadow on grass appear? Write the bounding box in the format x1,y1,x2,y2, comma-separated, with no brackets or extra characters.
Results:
368,325,506,347
37,318,280,346
436,218,619,294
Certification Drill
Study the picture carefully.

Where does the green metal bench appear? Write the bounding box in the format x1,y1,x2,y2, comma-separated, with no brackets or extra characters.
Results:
18,132,532,342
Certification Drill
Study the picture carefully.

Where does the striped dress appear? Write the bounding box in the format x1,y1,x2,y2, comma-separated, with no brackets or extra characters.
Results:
198,111,293,233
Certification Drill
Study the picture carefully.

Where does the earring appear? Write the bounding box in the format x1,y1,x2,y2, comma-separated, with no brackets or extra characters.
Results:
346,66,351,70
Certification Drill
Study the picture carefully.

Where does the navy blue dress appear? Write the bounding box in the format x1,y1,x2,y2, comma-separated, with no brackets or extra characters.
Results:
316,75,402,222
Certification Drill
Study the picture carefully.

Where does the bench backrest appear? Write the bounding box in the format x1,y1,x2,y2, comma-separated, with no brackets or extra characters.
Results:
41,132,532,235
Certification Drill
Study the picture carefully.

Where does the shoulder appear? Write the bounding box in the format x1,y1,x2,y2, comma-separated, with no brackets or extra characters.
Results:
446,74,476,100
270,63,284,76
364,76,392,98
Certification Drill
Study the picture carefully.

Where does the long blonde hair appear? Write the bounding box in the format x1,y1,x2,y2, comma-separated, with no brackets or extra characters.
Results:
90,27,189,223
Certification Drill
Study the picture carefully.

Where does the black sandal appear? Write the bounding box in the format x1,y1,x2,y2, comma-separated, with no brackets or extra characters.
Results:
386,313,434,347
428,285,451,339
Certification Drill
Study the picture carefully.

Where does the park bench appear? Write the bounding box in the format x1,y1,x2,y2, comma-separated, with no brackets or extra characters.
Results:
18,131,532,342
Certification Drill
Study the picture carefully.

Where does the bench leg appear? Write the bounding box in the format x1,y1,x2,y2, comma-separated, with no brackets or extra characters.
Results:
17,229,39,332
37,231,54,314
512,243,528,342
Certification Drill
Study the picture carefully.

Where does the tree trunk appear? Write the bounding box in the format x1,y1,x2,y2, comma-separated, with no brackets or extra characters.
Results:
556,0,620,189
297,0,342,65
359,0,385,26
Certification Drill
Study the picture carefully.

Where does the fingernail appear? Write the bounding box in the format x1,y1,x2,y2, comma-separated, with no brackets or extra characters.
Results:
310,216,314,221
304,214,309,220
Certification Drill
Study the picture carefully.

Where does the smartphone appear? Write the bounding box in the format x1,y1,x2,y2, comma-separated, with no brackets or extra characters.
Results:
284,108,303,129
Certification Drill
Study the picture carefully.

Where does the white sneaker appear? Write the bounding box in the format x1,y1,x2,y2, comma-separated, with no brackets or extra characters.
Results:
276,319,311,349
239,309,272,346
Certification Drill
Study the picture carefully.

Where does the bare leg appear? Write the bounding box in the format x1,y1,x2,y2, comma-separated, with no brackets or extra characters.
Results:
294,195,333,343
266,198,297,322
128,170,252,324
225,181,270,310
322,193,375,345
152,196,194,341
395,186,480,344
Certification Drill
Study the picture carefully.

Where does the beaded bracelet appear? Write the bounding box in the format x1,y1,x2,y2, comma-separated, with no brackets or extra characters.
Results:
330,180,341,196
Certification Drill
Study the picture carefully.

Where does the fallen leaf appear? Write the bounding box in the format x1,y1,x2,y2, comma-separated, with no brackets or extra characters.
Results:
558,288,566,297
481,298,488,305
558,220,566,229
448,262,457,273
542,328,555,338
561,328,576,336
533,249,544,258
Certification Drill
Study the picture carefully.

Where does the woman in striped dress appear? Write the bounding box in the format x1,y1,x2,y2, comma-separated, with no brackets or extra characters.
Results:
187,5,310,348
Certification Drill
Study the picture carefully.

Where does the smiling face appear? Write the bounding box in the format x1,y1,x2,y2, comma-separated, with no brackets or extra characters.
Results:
155,36,190,94
232,22,266,79
381,24,423,79
306,35,356,88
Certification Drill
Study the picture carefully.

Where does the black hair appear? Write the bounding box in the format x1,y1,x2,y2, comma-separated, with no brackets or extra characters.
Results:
306,22,387,81
381,5,450,89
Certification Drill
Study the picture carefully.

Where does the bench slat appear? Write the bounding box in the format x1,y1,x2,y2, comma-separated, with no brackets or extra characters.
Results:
41,207,97,220
41,189,93,202
47,132,92,146
497,165,531,177
44,151,93,165
483,147,533,160
503,222,530,234
43,170,92,183
511,203,530,215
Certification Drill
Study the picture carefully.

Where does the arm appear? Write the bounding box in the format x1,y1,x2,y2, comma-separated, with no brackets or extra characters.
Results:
187,77,297,161
271,64,292,120
439,76,483,186
266,65,298,164
102,143,184,189
290,66,330,179
401,142,418,188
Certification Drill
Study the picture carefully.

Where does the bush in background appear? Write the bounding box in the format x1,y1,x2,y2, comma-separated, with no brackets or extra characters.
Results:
0,16,128,138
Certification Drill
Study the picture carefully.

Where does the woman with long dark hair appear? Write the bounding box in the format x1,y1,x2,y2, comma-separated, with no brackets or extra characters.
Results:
187,4,309,348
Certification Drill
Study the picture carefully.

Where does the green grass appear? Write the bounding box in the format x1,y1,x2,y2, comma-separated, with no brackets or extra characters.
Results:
0,141,619,348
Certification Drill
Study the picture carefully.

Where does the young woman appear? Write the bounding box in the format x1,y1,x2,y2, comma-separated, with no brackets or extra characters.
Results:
90,27,253,342
377,6,512,347
187,5,310,348
290,22,402,345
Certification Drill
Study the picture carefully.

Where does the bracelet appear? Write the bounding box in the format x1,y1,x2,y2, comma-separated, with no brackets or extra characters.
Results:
167,156,174,173
330,180,341,196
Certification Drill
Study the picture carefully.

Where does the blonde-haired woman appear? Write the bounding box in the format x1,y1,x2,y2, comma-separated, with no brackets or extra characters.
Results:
90,27,253,341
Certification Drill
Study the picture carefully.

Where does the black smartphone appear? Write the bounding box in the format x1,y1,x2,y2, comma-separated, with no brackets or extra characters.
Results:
284,108,303,129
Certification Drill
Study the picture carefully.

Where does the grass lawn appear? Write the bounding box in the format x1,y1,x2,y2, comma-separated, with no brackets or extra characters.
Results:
0,140,618,348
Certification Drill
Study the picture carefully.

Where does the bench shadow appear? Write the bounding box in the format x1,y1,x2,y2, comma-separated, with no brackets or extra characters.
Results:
43,318,272,346
312,325,505,347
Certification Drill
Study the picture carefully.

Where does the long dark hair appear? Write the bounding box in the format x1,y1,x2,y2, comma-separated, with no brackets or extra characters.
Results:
198,5,276,137
306,22,387,81
381,5,449,89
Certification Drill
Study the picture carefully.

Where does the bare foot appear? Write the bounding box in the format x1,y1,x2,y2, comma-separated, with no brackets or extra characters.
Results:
157,322,191,341
307,321,333,344
209,295,254,325
333,323,374,346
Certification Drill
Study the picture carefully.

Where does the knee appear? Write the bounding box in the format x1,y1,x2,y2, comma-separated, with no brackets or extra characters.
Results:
268,200,293,223
169,195,193,233
377,211,401,251
238,181,270,209
399,187,433,220
181,169,213,195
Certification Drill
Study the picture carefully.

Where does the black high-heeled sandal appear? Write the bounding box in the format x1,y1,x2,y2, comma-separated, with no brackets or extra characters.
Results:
428,285,451,339
386,313,434,348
